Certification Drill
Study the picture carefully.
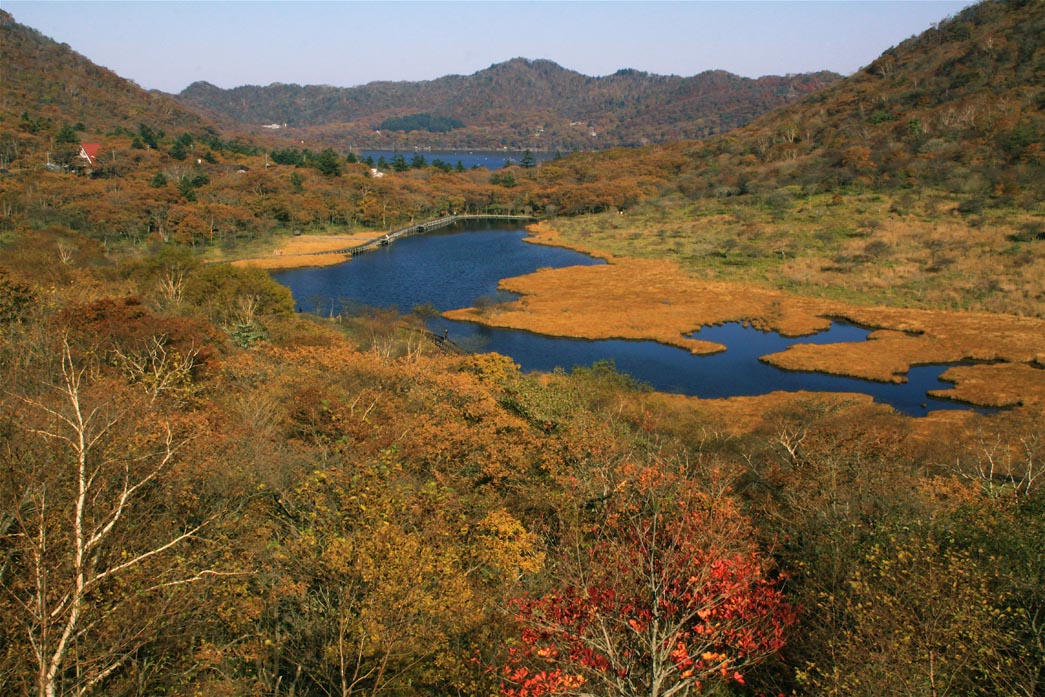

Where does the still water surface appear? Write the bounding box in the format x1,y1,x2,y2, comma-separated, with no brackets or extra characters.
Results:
271,221,979,417
359,150,557,170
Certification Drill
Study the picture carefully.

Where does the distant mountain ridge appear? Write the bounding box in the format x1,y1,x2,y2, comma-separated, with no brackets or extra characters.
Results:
176,58,841,149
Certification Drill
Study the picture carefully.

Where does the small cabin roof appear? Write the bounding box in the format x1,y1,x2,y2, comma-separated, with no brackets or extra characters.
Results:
79,143,102,163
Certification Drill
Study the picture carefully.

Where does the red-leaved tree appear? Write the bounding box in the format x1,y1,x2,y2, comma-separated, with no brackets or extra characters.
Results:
500,465,795,697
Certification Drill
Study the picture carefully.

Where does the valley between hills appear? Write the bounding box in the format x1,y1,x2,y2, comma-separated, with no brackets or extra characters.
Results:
1,1,1044,695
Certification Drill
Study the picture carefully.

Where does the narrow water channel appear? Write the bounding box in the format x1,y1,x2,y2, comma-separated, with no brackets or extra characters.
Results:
271,221,982,417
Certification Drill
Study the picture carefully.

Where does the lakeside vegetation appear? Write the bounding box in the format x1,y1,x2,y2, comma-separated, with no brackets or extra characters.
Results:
1,1,1044,695
544,191,1044,316
2,243,1043,695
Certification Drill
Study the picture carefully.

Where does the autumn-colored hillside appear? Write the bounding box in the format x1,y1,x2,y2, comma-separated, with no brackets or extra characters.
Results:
0,11,533,250
709,0,1044,198
529,0,1044,316
176,58,841,150
1,3,1044,695
1,1,1041,320
0,10,213,139
2,218,1043,696
527,0,1043,203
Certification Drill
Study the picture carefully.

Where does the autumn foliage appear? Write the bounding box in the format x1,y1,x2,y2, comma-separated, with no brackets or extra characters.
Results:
1,220,1043,694
2,1,1044,695
500,466,795,696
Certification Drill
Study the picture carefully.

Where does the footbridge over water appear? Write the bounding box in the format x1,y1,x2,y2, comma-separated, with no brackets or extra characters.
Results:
320,214,537,258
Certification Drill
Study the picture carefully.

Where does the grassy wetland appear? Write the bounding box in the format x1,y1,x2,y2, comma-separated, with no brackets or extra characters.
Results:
444,212,1045,411
538,192,1045,316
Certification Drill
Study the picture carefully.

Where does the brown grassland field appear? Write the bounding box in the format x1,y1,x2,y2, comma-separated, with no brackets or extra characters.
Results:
453,210,1045,411
442,203,1045,414
230,179,1045,432
255,194,1045,444
230,232,375,269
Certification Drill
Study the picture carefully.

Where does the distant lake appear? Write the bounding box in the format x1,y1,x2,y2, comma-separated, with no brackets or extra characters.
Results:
272,220,985,417
359,149,559,170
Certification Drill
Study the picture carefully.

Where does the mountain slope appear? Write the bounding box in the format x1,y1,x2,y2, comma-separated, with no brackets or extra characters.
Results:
538,0,1042,204
176,58,840,149
532,0,1044,316
723,0,1044,196
0,10,211,136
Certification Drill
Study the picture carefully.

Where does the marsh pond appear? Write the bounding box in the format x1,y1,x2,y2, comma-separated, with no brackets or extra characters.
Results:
272,220,982,417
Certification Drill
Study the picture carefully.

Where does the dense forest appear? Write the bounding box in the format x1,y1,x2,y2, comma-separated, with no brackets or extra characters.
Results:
1,1,1044,696
176,59,841,150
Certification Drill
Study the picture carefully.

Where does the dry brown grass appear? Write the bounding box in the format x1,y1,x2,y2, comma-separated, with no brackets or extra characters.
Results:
540,194,1045,318
447,223,1045,410
641,389,988,447
231,233,375,270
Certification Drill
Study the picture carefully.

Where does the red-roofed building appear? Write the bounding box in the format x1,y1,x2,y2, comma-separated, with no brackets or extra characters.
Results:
78,143,101,166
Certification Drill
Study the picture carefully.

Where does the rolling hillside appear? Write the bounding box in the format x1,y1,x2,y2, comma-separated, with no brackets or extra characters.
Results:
1,4,1044,694
536,0,1044,317
175,59,841,150
703,0,1044,198
1,0,1040,316
527,0,1042,216
0,10,213,138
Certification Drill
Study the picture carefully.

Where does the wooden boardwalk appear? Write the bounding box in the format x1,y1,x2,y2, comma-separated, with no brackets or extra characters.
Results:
420,327,469,355
314,214,536,258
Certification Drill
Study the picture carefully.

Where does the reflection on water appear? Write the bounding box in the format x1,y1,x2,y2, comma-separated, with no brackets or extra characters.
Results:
272,222,984,417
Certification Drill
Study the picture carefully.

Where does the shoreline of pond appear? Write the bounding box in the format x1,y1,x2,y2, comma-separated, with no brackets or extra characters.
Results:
253,219,1044,413
443,222,1045,412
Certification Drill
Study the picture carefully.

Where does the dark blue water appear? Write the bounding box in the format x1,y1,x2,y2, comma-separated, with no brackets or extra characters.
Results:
359,149,558,170
274,221,603,314
271,222,981,417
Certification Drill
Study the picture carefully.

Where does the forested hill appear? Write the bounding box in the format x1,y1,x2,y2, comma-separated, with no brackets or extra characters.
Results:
2,2,1045,693
709,0,1045,196
557,0,1043,205
175,59,841,150
0,10,212,137
531,0,1044,318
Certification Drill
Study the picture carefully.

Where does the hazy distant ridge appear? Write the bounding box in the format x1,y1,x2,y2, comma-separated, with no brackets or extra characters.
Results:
176,58,841,149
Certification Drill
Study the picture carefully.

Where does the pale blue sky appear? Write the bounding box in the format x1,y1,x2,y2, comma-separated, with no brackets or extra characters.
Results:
6,1,977,93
